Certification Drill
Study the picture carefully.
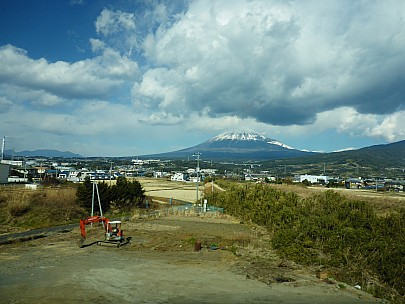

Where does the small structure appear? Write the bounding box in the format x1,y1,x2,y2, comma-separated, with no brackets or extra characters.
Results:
171,172,188,182
8,176,28,183
153,171,164,178
345,178,363,189
0,163,9,183
25,184,38,190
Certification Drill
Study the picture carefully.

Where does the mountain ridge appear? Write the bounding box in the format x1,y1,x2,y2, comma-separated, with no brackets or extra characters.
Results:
144,131,316,160
4,149,83,158
269,140,405,169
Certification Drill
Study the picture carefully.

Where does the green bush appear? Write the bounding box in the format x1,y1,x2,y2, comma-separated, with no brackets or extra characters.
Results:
110,177,145,211
207,184,405,301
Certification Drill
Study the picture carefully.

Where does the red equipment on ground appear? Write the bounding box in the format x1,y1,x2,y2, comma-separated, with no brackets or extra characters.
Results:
79,216,131,248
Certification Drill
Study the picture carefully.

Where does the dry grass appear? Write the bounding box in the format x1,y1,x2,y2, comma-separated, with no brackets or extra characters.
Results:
137,178,202,202
0,186,83,232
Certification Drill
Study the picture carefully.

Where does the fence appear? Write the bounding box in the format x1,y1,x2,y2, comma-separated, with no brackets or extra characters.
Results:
136,202,224,219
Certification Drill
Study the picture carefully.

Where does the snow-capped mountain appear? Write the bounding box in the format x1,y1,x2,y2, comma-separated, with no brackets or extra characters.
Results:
210,131,267,142
210,131,296,150
146,131,315,160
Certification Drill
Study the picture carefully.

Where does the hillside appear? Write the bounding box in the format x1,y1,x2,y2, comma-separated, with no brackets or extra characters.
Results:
271,140,405,168
4,149,83,158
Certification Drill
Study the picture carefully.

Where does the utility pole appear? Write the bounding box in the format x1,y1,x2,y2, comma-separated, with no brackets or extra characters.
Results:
1,136,5,161
193,152,201,204
211,177,214,194
109,162,113,186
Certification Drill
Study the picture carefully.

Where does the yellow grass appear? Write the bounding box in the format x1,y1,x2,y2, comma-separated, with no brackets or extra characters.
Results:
136,178,202,202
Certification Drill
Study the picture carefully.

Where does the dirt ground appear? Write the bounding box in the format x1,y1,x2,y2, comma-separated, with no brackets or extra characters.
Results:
0,212,379,304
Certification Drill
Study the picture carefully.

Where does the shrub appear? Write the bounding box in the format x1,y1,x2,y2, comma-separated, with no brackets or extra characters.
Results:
207,184,405,301
110,177,146,212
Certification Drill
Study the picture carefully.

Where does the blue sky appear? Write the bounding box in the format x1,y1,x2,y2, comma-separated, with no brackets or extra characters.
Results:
0,0,404,157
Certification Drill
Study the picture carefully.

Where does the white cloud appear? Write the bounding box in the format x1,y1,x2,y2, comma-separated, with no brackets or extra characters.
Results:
0,96,12,113
0,44,139,103
69,0,85,6
132,68,185,115
311,107,405,143
366,112,405,142
90,38,105,53
95,9,136,36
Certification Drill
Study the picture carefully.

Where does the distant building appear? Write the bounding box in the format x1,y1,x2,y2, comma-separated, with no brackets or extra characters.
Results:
345,178,363,189
8,176,28,183
171,172,188,182
1,160,23,166
244,174,256,181
201,169,217,174
295,174,330,184
153,171,167,178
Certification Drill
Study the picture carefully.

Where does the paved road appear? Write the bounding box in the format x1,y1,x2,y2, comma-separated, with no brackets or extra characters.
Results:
0,223,77,245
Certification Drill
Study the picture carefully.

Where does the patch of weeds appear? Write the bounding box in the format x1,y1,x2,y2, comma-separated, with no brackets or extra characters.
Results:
186,237,196,245
273,275,295,283
9,201,31,217
338,283,346,289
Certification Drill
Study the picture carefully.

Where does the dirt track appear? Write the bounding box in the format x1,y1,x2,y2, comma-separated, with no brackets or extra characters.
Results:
0,213,378,304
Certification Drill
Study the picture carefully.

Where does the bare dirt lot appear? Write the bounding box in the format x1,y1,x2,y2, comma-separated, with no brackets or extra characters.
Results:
0,212,379,304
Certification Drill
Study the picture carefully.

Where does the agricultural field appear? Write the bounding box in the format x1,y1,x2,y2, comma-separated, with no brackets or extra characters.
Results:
138,177,202,202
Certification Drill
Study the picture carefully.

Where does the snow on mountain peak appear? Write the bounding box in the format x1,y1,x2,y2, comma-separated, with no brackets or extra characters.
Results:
210,131,297,150
211,131,266,142
266,139,294,150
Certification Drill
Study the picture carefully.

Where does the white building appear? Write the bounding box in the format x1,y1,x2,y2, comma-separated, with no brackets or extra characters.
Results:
296,174,330,184
153,171,164,178
8,176,28,183
171,172,188,182
1,160,23,166
201,168,217,174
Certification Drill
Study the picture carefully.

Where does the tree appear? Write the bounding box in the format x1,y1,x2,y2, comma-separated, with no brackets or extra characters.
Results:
76,177,111,213
110,177,146,212
76,177,145,214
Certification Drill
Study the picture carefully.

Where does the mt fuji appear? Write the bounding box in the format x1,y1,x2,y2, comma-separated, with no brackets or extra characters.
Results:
145,131,316,160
